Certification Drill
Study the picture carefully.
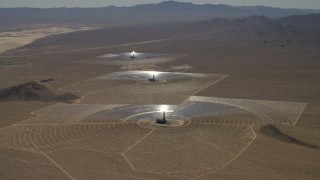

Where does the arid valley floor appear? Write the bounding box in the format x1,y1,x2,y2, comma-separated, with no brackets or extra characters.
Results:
0,22,319,180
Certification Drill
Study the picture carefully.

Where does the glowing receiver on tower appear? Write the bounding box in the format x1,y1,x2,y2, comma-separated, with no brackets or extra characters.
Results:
130,51,135,59
156,105,169,124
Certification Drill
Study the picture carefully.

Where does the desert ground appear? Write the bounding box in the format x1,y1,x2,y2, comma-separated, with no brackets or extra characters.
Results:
0,23,319,180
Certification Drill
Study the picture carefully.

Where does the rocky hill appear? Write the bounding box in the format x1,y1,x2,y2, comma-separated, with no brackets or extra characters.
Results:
0,81,79,103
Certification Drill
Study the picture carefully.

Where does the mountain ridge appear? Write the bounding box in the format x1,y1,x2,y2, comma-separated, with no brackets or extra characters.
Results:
1,1,319,29
200,13,320,47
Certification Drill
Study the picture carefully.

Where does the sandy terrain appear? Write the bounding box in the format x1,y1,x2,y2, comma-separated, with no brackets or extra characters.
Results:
0,26,101,54
0,23,319,179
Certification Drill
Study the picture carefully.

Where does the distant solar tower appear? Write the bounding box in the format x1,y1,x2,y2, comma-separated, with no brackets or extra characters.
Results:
156,105,168,124
130,51,135,59
149,74,156,81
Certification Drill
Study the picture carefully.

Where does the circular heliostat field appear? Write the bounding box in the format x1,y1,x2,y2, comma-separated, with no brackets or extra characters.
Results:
78,52,186,66
61,71,228,104
0,96,307,179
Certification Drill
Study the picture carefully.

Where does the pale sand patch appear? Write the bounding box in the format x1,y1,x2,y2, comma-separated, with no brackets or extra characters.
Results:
171,64,194,71
0,26,101,54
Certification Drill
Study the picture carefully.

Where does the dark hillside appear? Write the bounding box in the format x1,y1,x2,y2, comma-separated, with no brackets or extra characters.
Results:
0,81,79,103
